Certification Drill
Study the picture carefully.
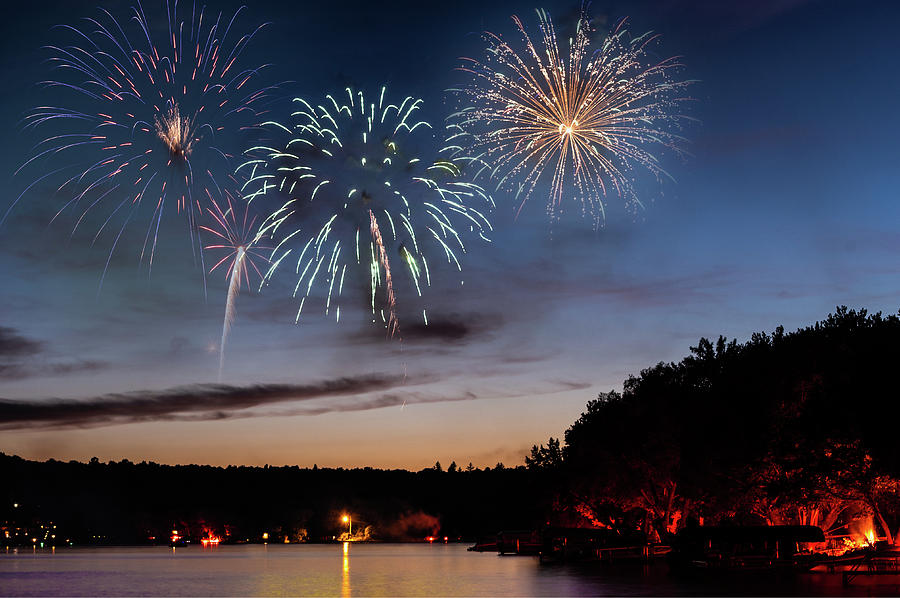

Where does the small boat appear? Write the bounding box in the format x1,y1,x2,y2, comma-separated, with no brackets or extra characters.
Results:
540,527,669,563
470,527,661,563
468,530,541,555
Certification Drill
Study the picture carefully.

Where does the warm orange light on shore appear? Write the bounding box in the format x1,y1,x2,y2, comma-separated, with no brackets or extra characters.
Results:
864,527,876,545
200,534,221,547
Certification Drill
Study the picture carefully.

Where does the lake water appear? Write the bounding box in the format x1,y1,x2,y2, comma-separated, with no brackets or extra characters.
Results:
0,544,890,596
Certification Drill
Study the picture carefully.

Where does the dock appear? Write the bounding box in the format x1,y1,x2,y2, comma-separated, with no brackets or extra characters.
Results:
842,544,900,586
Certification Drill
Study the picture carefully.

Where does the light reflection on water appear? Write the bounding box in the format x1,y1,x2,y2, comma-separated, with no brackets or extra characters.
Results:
0,544,887,596
342,542,350,598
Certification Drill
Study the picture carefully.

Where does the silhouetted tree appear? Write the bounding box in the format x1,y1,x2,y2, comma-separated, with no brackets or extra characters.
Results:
525,438,563,470
555,307,900,544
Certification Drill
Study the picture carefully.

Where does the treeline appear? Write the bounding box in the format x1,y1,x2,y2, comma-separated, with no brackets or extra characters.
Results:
0,454,554,545
6,307,900,547
529,307,900,545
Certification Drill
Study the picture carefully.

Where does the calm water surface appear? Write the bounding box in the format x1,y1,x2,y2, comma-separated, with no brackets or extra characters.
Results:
0,544,892,596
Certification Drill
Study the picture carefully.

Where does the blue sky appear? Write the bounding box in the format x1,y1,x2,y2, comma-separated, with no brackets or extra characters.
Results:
1,0,898,468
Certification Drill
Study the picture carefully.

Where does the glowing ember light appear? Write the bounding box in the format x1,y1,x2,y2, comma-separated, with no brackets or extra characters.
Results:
838,517,882,554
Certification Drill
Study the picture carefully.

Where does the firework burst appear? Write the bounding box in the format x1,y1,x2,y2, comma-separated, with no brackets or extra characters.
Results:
10,1,274,286
451,8,694,225
200,190,270,381
240,86,494,336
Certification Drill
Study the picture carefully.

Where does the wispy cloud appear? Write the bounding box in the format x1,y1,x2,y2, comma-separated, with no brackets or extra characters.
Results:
0,374,421,429
0,326,108,381
0,326,43,358
0,375,590,430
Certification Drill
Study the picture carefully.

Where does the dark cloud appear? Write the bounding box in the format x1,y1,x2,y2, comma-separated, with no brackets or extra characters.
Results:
343,311,502,350
0,376,590,430
0,326,44,358
400,313,499,344
0,374,431,429
0,326,43,379
0,326,109,380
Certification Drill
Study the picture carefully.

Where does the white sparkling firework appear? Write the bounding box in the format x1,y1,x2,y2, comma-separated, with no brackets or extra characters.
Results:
240,86,494,335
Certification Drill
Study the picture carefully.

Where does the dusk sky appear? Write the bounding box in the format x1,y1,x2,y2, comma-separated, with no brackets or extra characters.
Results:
1,0,898,470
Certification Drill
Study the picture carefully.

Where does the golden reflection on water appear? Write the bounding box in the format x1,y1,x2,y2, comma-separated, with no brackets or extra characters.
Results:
342,541,350,597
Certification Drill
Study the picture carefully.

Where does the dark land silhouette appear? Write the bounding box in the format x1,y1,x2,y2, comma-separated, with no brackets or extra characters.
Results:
3,306,900,551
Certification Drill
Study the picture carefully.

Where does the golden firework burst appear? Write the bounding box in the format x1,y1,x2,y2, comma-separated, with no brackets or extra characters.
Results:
154,104,196,160
453,9,694,224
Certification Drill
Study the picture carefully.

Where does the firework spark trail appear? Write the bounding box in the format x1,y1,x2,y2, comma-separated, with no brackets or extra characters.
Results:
451,8,694,225
369,209,398,338
219,244,245,380
201,191,269,381
240,86,494,334
10,1,275,288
